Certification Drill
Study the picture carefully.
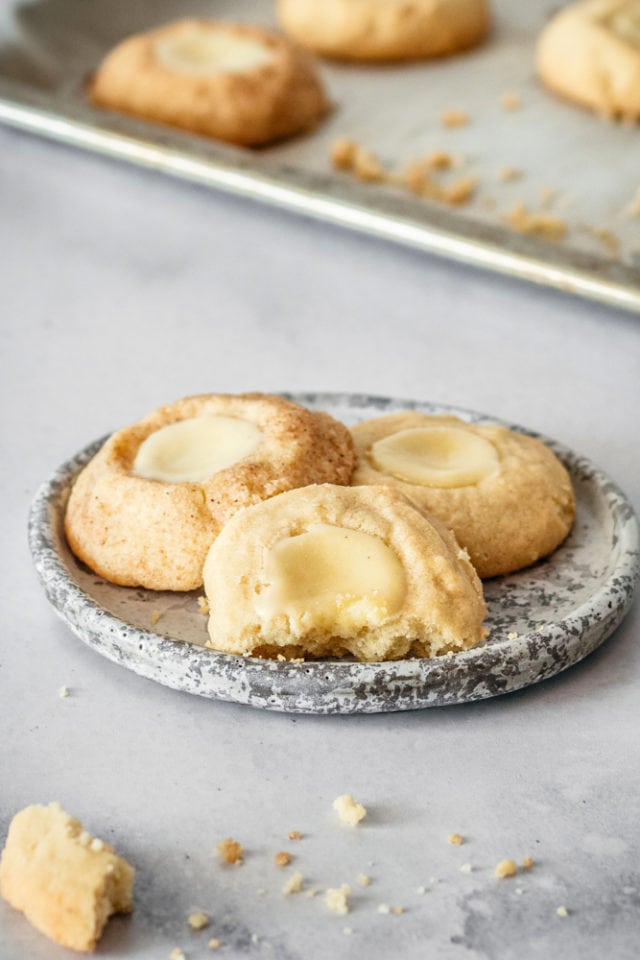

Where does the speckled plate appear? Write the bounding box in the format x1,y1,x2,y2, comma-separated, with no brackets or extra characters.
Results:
29,393,639,714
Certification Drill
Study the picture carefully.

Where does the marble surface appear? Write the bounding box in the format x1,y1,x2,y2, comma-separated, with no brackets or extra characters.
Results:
1,112,639,960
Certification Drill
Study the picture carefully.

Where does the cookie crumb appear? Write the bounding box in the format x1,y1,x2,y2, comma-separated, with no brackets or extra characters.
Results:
377,903,391,915
425,150,453,170
170,949,186,960
58,686,70,698
150,610,162,626
503,202,566,240
448,833,464,845
208,939,221,950
460,863,473,874
357,873,370,887
417,885,427,894
500,92,521,111
217,838,243,865
442,176,477,206
498,167,522,183
507,632,519,640
515,888,523,895
197,596,210,616
495,859,518,879
274,851,292,868
250,934,259,944
522,857,534,870
333,794,367,826
343,926,353,935
188,912,209,930
306,887,318,898
441,109,469,128
330,137,357,171
391,906,405,915
587,225,620,257
283,870,304,895
288,830,302,841
325,885,351,915
353,146,386,183
556,905,569,918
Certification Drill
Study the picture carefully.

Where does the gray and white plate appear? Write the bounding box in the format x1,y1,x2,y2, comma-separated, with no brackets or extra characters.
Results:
29,393,639,715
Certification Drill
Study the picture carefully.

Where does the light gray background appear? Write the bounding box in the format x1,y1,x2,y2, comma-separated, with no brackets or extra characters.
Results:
1,81,639,959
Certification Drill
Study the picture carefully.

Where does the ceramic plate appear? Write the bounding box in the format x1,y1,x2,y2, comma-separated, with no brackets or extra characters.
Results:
29,393,639,714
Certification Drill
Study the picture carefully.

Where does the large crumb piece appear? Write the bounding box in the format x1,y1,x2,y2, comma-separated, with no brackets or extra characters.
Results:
0,802,134,953
441,109,470,128
442,176,477,206
325,885,351,915
503,202,566,240
333,794,367,826
188,911,210,930
494,859,518,879
274,851,292,867
287,830,302,841
352,146,386,183
282,870,304,895
217,838,243,865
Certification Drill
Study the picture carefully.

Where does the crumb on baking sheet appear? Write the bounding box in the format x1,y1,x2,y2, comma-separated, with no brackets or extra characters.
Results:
330,137,358,171
288,830,302,841
495,859,518,879
498,167,523,183
441,109,469,128
333,794,367,826
587,225,620,257
353,146,386,183
357,873,370,887
325,885,351,915
188,911,209,930
442,176,477,205
283,870,304,895
424,150,453,170
197,596,210,616
448,833,464,845
522,856,534,870
217,838,243,865
274,851,292,867
502,203,567,240
500,92,521,111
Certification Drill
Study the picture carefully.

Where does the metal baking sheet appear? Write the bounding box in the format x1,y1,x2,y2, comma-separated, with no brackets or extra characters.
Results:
1,0,639,312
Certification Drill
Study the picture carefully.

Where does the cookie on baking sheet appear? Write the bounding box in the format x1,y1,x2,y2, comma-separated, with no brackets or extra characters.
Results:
64,393,355,591
537,0,640,120
350,413,575,578
276,0,490,62
0,802,134,953
203,483,487,661
89,19,330,146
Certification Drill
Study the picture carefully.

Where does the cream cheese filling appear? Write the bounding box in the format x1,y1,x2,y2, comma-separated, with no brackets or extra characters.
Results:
256,523,406,630
369,426,499,488
133,414,263,483
154,25,276,76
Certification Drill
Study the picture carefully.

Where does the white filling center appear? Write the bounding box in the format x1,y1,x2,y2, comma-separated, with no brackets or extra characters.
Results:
133,414,263,483
154,25,276,76
256,523,406,630
370,426,499,488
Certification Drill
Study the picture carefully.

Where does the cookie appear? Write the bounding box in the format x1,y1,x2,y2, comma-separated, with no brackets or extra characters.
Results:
276,0,490,62
203,483,487,661
350,413,575,578
537,0,640,120
0,802,134,953
65,393,355,591
89,19,330,146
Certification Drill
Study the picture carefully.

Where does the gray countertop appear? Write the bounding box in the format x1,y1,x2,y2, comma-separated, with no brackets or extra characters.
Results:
1,120,639,959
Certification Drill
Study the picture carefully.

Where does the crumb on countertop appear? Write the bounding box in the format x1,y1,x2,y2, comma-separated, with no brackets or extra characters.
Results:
274,851,292,868
188,912,209,930
495,859,518,879
325,885,351,915
170,949,186,960
357,873,371,887
441,109,470,128
507,631,519,640
522,856,534,870
503,202,567,240
217,838,243,865
448,833,464,846
283,871,304,895
556,905,569,917
58,686,70,698
288,830,302,841
333,794,367,826
460,863,473,874
208,939,221,950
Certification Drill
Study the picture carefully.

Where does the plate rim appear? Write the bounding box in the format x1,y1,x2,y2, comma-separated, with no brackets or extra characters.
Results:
28,392,640,714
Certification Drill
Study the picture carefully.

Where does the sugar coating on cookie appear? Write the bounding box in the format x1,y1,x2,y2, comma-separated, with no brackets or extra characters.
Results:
537,0,640,120
276,0,490,62
89,19,330,146
0,802,134,953
203,483,487,661
351,413,575,579
64,393,355,591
